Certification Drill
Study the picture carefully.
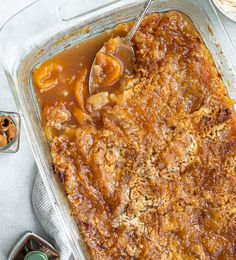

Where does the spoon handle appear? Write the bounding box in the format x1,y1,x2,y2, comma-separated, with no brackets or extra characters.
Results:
127,0,154,41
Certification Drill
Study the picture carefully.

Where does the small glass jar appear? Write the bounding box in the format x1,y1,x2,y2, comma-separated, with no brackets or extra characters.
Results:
0,111,21,153
8,231,59,260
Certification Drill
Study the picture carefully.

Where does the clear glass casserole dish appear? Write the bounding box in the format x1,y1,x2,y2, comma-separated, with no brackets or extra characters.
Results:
0,0,236,259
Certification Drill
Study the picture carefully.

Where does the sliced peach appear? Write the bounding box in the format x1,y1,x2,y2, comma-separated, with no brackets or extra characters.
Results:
74,69,88,111
73,108,91,125
44,126,55,142
95,53,123,87
33,61,63,92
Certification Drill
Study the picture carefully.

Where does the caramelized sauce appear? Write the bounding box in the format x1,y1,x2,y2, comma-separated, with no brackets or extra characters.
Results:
34,32,112,110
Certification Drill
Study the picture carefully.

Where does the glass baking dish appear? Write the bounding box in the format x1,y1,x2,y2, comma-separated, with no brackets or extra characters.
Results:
0,0,236,259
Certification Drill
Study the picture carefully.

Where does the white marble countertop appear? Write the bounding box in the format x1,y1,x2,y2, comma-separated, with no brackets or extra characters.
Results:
0,1,235,259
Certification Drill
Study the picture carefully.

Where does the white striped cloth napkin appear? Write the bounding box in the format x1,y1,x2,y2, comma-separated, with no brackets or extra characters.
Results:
32,173,72,260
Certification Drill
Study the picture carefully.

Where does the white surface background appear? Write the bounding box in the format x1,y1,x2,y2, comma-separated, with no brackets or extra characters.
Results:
0,1,47,259
0,0,235,259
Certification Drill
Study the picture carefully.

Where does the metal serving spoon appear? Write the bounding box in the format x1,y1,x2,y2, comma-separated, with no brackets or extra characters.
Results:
89,0,154,94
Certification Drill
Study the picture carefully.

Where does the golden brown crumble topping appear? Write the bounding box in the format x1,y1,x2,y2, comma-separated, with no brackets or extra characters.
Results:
33,12,236,259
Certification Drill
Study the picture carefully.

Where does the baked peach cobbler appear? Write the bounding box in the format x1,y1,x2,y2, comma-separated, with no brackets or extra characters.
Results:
33,12,236,259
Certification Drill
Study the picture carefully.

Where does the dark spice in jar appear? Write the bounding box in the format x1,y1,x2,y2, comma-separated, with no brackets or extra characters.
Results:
0,116,16,147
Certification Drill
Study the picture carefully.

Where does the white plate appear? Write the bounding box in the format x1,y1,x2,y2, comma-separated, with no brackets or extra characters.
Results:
212,0,236,22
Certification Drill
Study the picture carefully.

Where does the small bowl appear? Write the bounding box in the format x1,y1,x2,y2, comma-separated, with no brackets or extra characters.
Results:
212,0,236,22
0,111,21,153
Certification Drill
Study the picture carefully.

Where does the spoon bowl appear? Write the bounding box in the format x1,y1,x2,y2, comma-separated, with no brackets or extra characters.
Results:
89,0,154,95
89,37,134,94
